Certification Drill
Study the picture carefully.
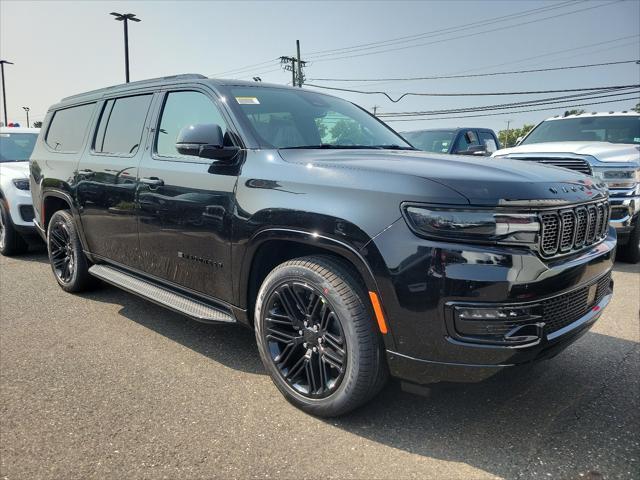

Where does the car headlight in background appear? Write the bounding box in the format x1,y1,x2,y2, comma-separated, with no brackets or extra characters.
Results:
592,166,640,189
12,178,30,191
402,205,539,245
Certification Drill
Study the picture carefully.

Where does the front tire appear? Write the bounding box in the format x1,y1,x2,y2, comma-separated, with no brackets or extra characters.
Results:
618,223,640,263
255,256,387,417
0,201,28,256
47,210,97,292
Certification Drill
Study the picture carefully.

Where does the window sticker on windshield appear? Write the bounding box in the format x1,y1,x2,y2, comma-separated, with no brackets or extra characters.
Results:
235,96,260,105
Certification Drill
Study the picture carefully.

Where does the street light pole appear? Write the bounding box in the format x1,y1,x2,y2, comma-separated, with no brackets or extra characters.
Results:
110,12,141,83
0,60,14,127
22,107,30,127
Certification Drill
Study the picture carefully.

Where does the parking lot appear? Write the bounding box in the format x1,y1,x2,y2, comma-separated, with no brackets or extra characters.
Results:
0,248,638,480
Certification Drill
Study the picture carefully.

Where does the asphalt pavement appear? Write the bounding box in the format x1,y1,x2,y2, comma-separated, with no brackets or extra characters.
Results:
1,247,638,479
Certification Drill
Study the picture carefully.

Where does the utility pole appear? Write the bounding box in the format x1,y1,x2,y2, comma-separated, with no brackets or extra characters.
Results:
0,59,13,127
110,12,141,83
372,105,379,116
296,40,303,87
22,106,30,127
280,40,307,87
280,56,298,86
505,119,513,147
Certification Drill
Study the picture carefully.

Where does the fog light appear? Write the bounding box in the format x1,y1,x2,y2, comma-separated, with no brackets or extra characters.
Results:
454,305,543,345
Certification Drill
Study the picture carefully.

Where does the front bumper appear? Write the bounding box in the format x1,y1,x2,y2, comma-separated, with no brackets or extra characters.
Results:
609,186,640,244
367,219,616,385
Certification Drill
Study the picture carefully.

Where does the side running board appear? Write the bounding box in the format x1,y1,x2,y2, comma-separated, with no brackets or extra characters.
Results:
88,264,235,324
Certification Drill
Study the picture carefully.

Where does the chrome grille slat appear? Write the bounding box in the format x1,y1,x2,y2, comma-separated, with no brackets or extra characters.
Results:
538,200,609,258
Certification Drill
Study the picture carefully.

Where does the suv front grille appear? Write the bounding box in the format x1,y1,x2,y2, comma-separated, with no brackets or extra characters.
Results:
515,157,593,175
539,201,609,257
542,272,612,334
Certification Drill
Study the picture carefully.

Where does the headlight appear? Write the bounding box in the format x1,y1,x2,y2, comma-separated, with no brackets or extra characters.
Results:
592,166,640,189
402,205,539,245
12,178,30,191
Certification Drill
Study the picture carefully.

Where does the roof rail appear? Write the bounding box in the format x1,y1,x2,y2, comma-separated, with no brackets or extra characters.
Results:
61,74,208,102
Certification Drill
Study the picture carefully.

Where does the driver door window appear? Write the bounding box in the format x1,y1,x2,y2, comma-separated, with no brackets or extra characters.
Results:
156,91,230,159
454,130,479,153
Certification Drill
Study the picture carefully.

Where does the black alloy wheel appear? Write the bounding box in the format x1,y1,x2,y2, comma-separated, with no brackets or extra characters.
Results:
263,281,347,398
255,256,388,417
46,210,98,293
49,219,75,283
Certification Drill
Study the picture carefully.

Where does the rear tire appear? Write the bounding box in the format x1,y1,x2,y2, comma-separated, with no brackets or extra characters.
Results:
255,255,388,417
618,223,640,264
0,201,29,256
47,210,98,292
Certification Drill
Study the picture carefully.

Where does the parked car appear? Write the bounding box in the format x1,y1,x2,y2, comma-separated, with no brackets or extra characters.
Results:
31,75,615,416
0,126,40,255
493,111,640,263
402,127,500,156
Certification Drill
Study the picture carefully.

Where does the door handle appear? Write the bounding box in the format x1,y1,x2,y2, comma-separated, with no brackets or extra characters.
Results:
77,169,94,176
139,177,164,187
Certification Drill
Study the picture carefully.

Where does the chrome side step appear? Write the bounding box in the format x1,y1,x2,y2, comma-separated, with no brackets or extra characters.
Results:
88,264,235,323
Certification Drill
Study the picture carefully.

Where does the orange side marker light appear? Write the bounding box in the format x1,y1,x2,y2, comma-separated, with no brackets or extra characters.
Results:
369,291,388,334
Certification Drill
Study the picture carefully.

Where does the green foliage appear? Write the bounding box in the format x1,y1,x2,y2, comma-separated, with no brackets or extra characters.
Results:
33,121,43,128
330,119,369,144
633,103,640,113
498,123,535,148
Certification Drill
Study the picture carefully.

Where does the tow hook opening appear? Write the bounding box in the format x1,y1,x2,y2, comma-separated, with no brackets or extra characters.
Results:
503,322,545,344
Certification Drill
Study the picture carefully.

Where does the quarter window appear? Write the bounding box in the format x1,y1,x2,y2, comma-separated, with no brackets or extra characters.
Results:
157,91,230,158
45,103,96,152
94,94,153,155
478,131,498,153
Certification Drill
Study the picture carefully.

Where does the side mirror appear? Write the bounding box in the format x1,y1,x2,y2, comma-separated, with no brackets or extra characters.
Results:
175,123,239,162
458,145,488,156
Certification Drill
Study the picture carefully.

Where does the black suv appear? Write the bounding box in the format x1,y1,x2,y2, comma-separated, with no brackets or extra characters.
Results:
31,75,615,416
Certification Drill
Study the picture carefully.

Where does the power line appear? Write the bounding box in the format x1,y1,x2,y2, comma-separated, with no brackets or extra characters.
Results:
305,1,578,58
307,0,622,63
378,89,640,118
305,83,640,103
384,95,640,122
209,59,280,77
309,59,640,82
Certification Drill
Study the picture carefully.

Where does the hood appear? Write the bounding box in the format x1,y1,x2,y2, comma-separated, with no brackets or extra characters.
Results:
278,149,608,206
0,161,30,179
494,141,640,163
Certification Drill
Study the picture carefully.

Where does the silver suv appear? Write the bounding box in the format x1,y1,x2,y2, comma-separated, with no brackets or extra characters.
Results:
493,112,640,262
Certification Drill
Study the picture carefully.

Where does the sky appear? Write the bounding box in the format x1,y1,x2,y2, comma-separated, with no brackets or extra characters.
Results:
1,0,639,133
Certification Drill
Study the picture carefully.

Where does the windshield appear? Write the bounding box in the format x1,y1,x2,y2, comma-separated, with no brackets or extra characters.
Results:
0,132,38,162
229,87,412,149
522,116,640,145
402,130,455,153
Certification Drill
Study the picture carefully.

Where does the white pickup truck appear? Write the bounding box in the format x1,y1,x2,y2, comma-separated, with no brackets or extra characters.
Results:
0,127,40,255
493,112,640,263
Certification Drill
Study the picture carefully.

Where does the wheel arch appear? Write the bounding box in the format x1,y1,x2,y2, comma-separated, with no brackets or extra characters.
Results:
238,228,395,348
41,190,92,257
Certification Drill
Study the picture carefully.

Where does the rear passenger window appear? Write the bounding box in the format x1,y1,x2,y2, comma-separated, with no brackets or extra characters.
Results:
94,94,153,155
45,103,96,152
156,91,230,158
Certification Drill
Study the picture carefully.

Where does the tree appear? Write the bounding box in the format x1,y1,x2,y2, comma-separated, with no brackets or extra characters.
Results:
498,123,534,148
33,121,43,128
563,109,586,116
633,103,640,113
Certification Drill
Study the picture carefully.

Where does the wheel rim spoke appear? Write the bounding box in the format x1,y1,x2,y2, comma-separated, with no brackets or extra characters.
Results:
49,221,74,283
263,281,347,399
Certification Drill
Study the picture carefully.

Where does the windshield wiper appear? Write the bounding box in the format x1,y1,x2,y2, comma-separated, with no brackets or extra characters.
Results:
280,144,378,150
280,144,415,150
371,144,417,150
